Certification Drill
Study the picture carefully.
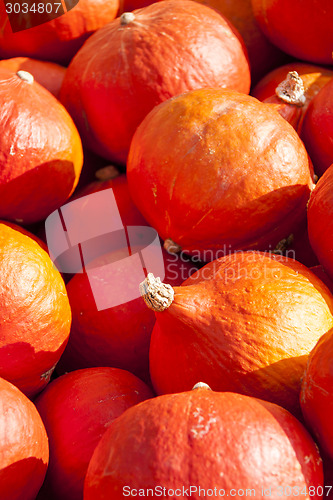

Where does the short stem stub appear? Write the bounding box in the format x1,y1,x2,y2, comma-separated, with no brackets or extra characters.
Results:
140,273,174,312
164,238,182,254
192,382,212,391
16,70,34,84
273,233,294,255
120,12,135,25
95,165,120,181
275,71,306,106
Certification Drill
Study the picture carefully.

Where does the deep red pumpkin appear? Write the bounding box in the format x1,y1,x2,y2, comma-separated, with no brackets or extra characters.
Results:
142,251,333,415
0,67,83,224
84,385,323,499
60,0,251,164
0,222,71,397
0,377,48,500
301,329,333,461
308,164,333,280
35,367,153,500
301,78,333,177
251,0,333,65
0,0,119,65
127,88,314,262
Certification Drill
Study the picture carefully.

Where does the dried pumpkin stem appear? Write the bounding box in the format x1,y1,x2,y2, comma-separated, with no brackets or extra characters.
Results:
164,238,182,254
16,71,34,84
275,71,306,106
95,165,120,181
140,273,174,312
120,12,135,25
192,382,212,391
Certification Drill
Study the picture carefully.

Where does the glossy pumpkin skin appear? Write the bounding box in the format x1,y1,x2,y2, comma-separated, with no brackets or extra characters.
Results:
0,58,66,98
308,165,333,280
251,0,333,65
60,0,250,164
35,367,153,500
0,223,71,397
84,387,323,499
149,251,333,415
128,88,314,262
0,0,119,65
300,330,333,460
301,79,333,177
189,0,288,84
0,68,83,224
0,377,49,500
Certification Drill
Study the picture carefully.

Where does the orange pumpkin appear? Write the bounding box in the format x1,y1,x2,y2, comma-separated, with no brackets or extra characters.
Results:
301,329,333,461
0,222,71,397
0,377,49,500
0,57,66,98
84,385,323,498
127,88,314,261
60,0,251,164
0,0,119,65
141,251,333,415
251,0,333,65
0,67,83,224
308,164,333,280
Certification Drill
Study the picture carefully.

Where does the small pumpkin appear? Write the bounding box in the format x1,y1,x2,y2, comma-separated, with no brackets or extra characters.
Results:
84,384,323,498
307,164,333,280
0,0,119,65
0,222,71,397
251,0,333,65
301,78,333,177
0,68,83,224
142,251,333,415
60,0,251,164
127,88,314,261
35,367,153,500
0,377,49,500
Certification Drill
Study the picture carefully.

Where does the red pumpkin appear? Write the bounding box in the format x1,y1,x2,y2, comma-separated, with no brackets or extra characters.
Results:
84,384,323,499
310,266,333,295
0,57,66,98
251,0,333,65
186,0,289,84
0,0,119,65
0,67,83,224
142,251,333,415
60,0,251,164
35,367,153,500
0,377,48,500
301,329,333,460
308,164,333,280
0,222,71,397
301,78,333,176
127,88,314,262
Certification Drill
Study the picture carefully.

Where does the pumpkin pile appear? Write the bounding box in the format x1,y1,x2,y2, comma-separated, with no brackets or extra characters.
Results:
0,0,333,497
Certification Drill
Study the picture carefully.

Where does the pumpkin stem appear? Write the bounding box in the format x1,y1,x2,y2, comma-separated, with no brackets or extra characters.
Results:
192,382,212,391
140,273,174,312
16,71,34,84
120,12,135,25
164,238,182,254
275,71,305,106
273,234,294,255
95,165,120,181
